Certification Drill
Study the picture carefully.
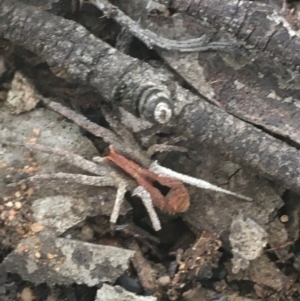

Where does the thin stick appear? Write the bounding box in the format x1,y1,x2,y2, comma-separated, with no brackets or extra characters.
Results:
15,142,109,176
27,173,115,187
48,101,121,147
48,101,150,167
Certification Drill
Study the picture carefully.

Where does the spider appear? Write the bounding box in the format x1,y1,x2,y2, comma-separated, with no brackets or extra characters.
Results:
16,101,252,231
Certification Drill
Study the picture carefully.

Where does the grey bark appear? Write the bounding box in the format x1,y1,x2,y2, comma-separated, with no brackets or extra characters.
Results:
1,0,300,196
178,92,300,196
119,0,300,145
0,0,172,122
155,0,300,69
19,0,74,15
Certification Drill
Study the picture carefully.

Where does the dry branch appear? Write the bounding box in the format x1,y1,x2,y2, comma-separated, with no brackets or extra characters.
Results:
0,0,173,124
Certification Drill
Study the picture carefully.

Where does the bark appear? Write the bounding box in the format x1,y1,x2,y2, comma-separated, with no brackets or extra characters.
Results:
1,0,300,196
179,93,300,195
156,0,300,70
0,0,172,122
119,0,300,145
19,0,75,15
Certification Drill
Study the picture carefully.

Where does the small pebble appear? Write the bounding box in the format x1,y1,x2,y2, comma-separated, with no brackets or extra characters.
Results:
0,212,8,220
25,188,34,197
28,138,37,143
8,215,14,221
19,287,34,301
33,128,41,136
0,162,7,168
30,223,44,233
15,191,21,198
8,210,16,221
15,201,22,209
9,209,16,216
157,275,171,286
115,275,143,294
79,225,94,241
5,201,13,208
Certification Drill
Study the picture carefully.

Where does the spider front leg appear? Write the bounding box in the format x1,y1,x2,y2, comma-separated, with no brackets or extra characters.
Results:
109,182,127,226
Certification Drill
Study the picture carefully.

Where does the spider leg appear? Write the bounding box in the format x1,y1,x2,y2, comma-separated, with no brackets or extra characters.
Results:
48,101,150,166
15,142,111,176
23,144,139,223
150,161,253,202
101,106,143,152
133,186,161,231
110,182,127,225
26,172,115,187
48,101,122,148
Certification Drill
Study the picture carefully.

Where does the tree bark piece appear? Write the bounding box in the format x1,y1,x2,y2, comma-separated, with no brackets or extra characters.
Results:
20,0,75,15
155,0,300,70
179,92,300,194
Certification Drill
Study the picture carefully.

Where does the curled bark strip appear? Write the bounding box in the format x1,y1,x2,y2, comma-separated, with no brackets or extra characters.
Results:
90,0,236,52
155,0,300,69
